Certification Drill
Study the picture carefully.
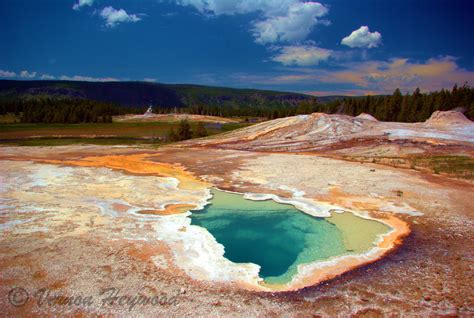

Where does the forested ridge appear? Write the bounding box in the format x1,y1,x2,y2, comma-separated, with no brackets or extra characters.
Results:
0,79,312,109
161,84,474,121
0,97,138,123
0,81,473,123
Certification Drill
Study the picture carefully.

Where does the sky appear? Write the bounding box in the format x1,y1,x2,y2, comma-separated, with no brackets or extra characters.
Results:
0,0,473,95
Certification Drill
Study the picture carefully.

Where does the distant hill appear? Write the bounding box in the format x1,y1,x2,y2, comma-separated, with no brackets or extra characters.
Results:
0,80,314,111
2,80,471,122
313,95,354,103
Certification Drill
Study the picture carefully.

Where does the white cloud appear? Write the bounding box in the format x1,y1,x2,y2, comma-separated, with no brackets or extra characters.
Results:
143,78,157,82
40,74,56,80
174,0,329,44
20,70,37,78
0,69,39,79
176,0,295,16
100,6,141,27
341,26,382,49
0,70,17,78
59,75,118,82
272,45,332,66
252,2,328,44
247,56,474,94
73,0,94,11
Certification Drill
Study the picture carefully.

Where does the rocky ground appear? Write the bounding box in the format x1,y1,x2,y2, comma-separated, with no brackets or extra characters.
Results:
1,111,473,316
113,113,240,123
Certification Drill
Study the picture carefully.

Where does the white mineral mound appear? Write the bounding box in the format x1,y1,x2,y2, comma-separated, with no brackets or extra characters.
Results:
192,111,474,151
425,110,472,126
194,113,379,151
356,113,378,121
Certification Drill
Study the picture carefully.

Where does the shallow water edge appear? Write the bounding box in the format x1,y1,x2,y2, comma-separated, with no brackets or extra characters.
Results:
189,188,408,291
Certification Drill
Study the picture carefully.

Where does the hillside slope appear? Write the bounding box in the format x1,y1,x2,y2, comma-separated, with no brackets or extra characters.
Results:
0,80,312,109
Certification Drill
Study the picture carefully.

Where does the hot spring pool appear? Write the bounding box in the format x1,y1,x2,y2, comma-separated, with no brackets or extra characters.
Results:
190,189,391,284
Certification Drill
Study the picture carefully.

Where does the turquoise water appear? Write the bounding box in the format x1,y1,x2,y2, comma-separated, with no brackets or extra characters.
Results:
190,190,349,284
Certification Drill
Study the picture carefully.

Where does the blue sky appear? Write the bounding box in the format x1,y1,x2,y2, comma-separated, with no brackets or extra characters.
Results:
1,0,473,95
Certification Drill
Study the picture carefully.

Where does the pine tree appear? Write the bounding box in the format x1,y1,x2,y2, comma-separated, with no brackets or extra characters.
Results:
397,94,409,122
177,119,192,140
167,126,178,142
389,88,402,121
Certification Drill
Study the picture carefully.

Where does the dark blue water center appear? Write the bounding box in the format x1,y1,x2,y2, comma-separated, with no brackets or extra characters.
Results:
190,190,348,284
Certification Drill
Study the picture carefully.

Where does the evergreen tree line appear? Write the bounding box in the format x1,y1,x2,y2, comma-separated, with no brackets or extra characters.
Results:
0,97,137,123
1,84,473,124
319,84,474,122
153,99,319,119
152,84,474,122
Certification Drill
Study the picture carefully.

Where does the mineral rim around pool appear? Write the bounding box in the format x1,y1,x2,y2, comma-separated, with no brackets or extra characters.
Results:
191,189,391,285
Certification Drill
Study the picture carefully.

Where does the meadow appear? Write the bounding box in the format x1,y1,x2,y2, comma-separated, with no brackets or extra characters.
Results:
0,120,252,146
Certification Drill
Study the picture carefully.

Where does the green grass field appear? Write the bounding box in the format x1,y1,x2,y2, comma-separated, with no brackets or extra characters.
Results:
410,155,474,179
0,121,253,146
